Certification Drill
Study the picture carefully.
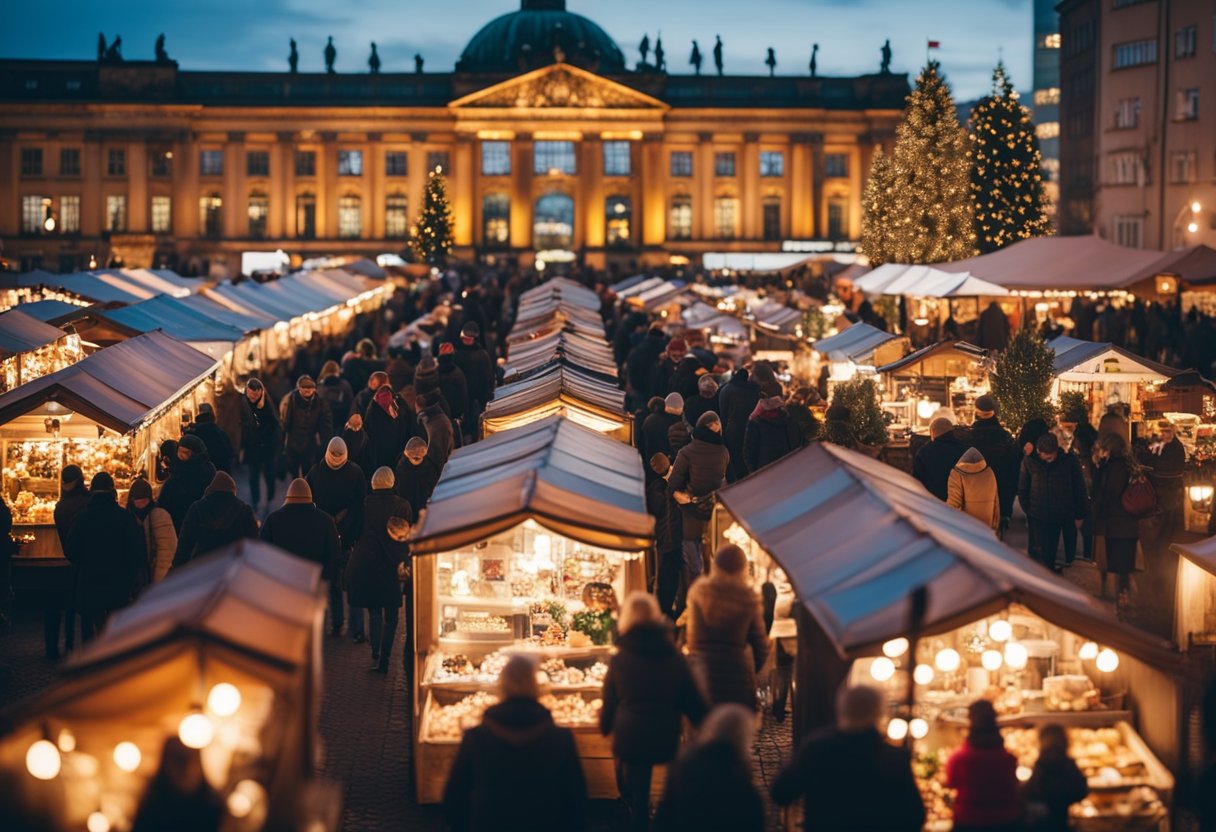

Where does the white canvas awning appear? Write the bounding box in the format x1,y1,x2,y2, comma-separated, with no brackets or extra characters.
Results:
812,322,901,362
853,263,1010,297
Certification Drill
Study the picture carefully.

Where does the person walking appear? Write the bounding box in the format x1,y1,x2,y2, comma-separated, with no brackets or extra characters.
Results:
668,412,729,616
306,437,367,640
653,704,765,832
969,395,1017,535
946,699,1021,832
279,375,333,479
453,321,495,437
48,464,90,657
131,737,223,832
1141,420,1186,542
395,436,440,514
1018,433,1088,572
683,544,769,709
443,655,587,832
158,434,217,531
948,448,1001,532
1091,431,1141,603
260,478,342,568
64,473,146,641
786,386,822,444
650,338,687,400
646,453,684,619
185,403,235,474
626,327,667,408
913,416,969,501
171,472,259,567
416,390,455,471
641,395,681,463
743,381,806,474
683,375,720,431
352,370,389,423
719,368,761,482
238,377,280,512
346,467,412,673
1023,723,1088,832
601,592,709,830
436,341,470,438
317,360,355,439
772,684,925,832
126,478,177,584
364,381,409,475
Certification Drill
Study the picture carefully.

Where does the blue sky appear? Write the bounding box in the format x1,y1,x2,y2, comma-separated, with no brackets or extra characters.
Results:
0,0,1035,100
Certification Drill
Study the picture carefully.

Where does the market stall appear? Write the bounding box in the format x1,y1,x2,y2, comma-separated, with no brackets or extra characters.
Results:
0,539,328,832
0,330,219,560
1171,536,1216,651
876,340,990,434
1047,336,1178,437
481,364,632,443
714,441,1182,829
409,416,653,802
501,328,618,383
853,263,1011,346
811,321,908,391
1142,372,1216,533
0,309,85,394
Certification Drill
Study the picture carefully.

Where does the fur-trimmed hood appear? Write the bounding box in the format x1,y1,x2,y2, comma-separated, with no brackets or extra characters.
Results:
687,573,761,629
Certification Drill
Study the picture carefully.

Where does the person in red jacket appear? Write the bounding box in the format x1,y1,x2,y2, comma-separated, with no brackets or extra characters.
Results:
945,699,1021,831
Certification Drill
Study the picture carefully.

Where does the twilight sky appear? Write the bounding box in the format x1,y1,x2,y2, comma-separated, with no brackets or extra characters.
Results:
0,0,1035,101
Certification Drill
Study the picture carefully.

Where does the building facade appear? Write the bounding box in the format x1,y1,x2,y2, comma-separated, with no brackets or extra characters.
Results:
1032,0,1062,217
1058,0,1215,249
0,0,908,276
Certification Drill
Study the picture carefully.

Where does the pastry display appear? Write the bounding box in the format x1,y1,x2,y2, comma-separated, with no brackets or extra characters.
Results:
424,691,602,741
454,612,510,635
4,435,136,525
1043,675,1101,712
427,649,608,689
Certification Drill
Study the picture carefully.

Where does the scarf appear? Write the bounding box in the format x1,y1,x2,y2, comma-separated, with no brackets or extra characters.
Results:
373,387,399,419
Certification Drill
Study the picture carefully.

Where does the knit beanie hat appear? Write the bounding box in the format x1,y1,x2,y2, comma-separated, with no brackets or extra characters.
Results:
90,471,116,493
179,434,207,455
205,471,237,495
197,402,215,423
714,544,748,575
62,464,84,485
415,356,439,392
371,466,396,490
974,394,997,418
284,478,312,504
650,452,671,476
667,338,687,359
128,478,153,502
698,375,719,396
929,417,955,440
325,437,348,469
664,393,684,415
296,375,316,390
696,411,721,430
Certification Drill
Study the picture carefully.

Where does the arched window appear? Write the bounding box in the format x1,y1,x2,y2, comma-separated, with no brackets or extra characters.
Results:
713,196,738,239
247,191,269,239
296,193,316,239
605,196,631,246
533,192,574,251
385,193,408,238
762,195,782,241
483,193,510,246
338,194,362,239
199,193,222,239
669,196,692,240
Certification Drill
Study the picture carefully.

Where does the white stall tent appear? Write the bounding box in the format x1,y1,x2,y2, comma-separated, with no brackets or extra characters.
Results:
853,263,1010,297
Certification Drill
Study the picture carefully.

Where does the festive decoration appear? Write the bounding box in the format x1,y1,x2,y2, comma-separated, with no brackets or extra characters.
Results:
827,378,891,447
1058,390,1088,424
873,61,976,264
860,147,897,265
410,165,454,266
968,63,1052,253
990,327,1057,435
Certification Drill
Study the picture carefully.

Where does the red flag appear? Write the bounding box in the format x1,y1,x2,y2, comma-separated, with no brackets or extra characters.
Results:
928,40,941,49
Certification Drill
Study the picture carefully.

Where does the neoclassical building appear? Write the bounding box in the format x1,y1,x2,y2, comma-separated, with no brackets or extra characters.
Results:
0,0,908,274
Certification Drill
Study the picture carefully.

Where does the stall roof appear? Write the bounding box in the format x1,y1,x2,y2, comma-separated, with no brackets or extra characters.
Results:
748,298,803,331
813,322,901,362
682,301,748,338
612,276,664,299
519,277,602,311
1047,336,1178,381
50,273,152,305
1127,244,1216,287
702,252,815,272
853,263,1010,297
512,295,607,335
0,330,219,433
1161,370,1216,393
933,236,1164,291
485,363,627,421
629,279,688,312
610,274,650,293
413,415,652,555
878,340,988,374
9,299,92,325
717,442,1178,667
177,292,275,331
96,268,196,298
1172,537,1216,579
503,328,618,381
96,295,250,357
0,308,66,359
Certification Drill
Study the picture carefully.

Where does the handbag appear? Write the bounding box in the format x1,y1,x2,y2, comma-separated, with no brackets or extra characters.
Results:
1120,467,1157,518
685,493,715,521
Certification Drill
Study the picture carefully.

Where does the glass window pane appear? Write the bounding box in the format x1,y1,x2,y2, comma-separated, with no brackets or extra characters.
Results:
21,195,45,234
247,193,269,238
338,150,363,176
60,148,81,176
669,197,692,240
338,195,362,237
604,141,631,176
763,196,781,240
106,195,127,232
61,195,81,233
483,193,510,245
714,197,738,238
199,150,223,177
295,151,316,177
151,195,171,233
670,151,693,177
426,151,450,174
386,194,408,237
246,150,270,177
533,141,577,175
199,194,221,237
714,152,736,177
386,151,408,177
296,194,316,239
760,151,785,177
21,148,43,177
606,196,631,245
107,148,126,176
481,141,511,176
825,153,849,178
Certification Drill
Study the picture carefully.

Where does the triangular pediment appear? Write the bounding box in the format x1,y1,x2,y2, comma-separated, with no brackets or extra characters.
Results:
450,63,668,110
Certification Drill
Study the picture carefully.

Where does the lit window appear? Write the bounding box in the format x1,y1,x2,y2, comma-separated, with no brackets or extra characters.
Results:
1114,97,1141,128
386,151,408,177
338,150,363,177
483,193,510,245
20,148,43,177
386,194,408,238
1033,87,1061,106
338,194,362,238
199,150,223,177
1043,33,1061,49
106,195,127,232
61,195,80,233
481,141,511,176
606,196,631,246
670,151,693,177
1176,88,1200,120
1035,122,1060,139
151,195,171,233
246,150,270,177
533,141,576,175
199,194,222,237
247,192,269,238
713,196,738,239
669,196,692,240
1109,152,1143,185
760,151,785,177
1169,150,1197,184
20,195,46,234
603,141,631,176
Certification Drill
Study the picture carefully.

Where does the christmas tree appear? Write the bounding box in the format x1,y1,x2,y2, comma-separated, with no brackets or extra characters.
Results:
860,147,896,265
990,326,1057,435
968,63,1052,253
883,61,976,264
411,165,454,266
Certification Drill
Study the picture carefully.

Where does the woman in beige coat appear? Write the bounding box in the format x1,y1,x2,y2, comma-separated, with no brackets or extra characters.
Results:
126,478,178,583
947,447,1001,532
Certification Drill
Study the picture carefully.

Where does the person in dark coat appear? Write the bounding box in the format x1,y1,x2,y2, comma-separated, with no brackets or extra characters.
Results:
436,341,470,436
977,300,1011,351
668,353,705,401
912,416,969,501
1141,420,1186,542
1016,417,1050,457
131,737,223,832
260,478,342,569
1091,431,1140,601
614,311,648,370
626,327,667,408
364,382,409,475
649,337,687,400
279,375,333,479
171,472,258,568
453,322,495,434
641,395,681,463
684,544,769,709
186,403,235,474
654,704,764,832
1023,723,1088,832
667,410,692,457
668,412,729,615
969,395,1017,534
158,434,217,531
602,592,709,831
772,684,925,832
341,413,372,479
238,377,280,511
743,383,806,474
1018,433,1088,572
340,338,382,396
682,374,719,430
719,368,762,482
416,391,455,471
317,360,355,440
346,467,412,672
786,386,822,444
49,464,90,657
351,370,388,422
395,436,439,515
444,655,588,832
646,453,684,618
63,472,145,641
306,436,367,639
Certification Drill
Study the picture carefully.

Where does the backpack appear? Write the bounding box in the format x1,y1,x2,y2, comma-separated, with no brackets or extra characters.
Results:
1120,465,1157,518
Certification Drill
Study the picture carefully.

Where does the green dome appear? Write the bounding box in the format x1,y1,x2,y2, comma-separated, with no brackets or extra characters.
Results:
457,1,627,74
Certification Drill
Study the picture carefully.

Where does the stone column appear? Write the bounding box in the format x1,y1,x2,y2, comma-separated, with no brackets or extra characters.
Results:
510,134,534,250
127,142,148,233
580,137,603,249
790,135,814,240
82,136,104,237
452,134,475,247
640,134,665,247
318,132,338,239
808,133,825,238
741,133,760,240
272,133,293,239
406,133,427,240
223,133,245,240
367,134,383,240
695,133,714,241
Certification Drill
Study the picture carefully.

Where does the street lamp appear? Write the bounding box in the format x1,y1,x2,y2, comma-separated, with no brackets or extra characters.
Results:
41,198,55,232
1174,201,1203,247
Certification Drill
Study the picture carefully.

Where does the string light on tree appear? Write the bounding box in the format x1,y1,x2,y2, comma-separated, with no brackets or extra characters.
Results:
968,62,1052,253
860,147,897,265
410,166,454,267
990,327,1057,433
